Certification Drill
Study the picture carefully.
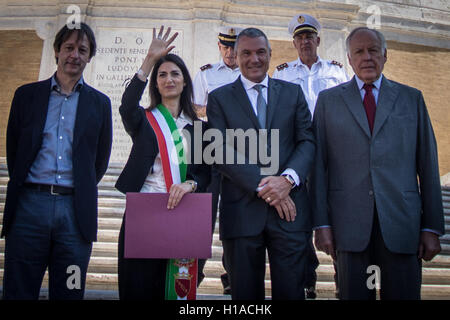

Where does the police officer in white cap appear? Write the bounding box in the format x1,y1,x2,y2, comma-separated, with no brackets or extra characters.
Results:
193,26,243,113
193,26,243,294
273,13,346,299
272,13,349,117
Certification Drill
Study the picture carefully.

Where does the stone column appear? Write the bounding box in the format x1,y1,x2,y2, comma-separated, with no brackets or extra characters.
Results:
35,19,58,80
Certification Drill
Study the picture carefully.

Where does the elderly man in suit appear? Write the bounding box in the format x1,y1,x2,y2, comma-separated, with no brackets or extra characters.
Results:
207,27,315,300
2,22,112,300
311,27,444,300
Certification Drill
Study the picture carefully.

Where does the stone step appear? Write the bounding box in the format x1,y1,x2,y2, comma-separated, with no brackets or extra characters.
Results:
98,217,122,230
197,278,450,300
0,269,116,292
4,232,450,268
421,268,450,285
1,276,450,300
2,234,450,267
97,229,119,243
98,175,119,183
422,254,450,269
442,243,450,255
97,197,126,207
420,284,450,300
3,251,449,287
314,251,450,269
98,189,125,199
202,260,338,283
442,234,450,244
87,257,118,274
92,242,118,257
98,207,125,219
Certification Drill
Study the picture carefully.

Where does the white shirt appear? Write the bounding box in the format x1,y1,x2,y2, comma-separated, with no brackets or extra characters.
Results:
355,73,383,104
140,110,193,193
193,59,241,106
272,56,349,117
239,74,268,116
240,74,300,187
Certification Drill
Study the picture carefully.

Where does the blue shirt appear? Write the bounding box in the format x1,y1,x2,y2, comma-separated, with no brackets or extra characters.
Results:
26,74,83,187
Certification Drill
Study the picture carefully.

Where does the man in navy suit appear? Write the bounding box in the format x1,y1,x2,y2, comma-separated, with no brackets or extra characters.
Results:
207,28,315,300
2,22,112,300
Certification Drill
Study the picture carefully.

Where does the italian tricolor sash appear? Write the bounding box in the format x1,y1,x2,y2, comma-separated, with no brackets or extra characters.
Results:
145,104,197,300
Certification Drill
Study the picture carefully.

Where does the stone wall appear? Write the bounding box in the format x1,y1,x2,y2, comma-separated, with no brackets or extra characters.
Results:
0,30,43,157
383,41,450,176
268,39,298,76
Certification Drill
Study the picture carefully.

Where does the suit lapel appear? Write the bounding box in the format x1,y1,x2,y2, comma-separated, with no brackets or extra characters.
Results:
266,78,280,129
371,76,398,139
231,77,261,129
31,79,52,150
341,77,371,138
73,84,92,150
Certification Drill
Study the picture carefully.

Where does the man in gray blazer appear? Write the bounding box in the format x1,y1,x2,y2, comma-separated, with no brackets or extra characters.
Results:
311,27,445,300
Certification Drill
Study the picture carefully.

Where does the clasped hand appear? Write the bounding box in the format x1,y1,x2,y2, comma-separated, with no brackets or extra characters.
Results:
257,176,296,222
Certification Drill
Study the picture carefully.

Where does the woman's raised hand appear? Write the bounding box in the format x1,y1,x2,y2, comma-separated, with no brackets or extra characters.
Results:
138,26,178,79
148,26,178,60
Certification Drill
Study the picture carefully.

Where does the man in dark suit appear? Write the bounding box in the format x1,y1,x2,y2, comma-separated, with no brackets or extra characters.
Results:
207,28,315,300
2,22,112,300
311,27,445,300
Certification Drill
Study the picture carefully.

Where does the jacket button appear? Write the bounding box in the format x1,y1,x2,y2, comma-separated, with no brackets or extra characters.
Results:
369,190,374,196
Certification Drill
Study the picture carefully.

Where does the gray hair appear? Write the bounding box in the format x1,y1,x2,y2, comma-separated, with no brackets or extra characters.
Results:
345,27,387,56
234,27,272,52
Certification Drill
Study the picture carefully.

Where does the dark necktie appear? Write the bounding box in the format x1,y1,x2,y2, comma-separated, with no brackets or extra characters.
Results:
254,84,267,129
363,83,376,133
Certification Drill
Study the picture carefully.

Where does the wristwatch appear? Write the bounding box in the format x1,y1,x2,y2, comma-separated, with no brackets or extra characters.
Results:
137,68,149,79
185,180,197,192
282,174,295,189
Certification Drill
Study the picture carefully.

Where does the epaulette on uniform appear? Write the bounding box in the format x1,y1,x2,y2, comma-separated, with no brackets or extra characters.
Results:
331,60,343,68
276,62,288,71
200,64,213,71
